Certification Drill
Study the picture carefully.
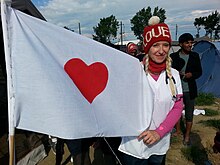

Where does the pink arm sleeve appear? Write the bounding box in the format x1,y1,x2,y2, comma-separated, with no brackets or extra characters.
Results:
155,94,183,138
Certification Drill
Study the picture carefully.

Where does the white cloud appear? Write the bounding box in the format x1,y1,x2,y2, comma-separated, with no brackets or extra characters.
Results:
38,0,126,33
191,10,213,15
33,0,220,40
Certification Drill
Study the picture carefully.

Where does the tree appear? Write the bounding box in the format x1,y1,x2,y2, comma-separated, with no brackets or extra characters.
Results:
93,15,119,45
130,6,166,40
194,17,205,38
194,10,220,39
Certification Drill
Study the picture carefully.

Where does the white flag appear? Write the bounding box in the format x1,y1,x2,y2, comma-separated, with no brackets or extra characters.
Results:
2,5,153,139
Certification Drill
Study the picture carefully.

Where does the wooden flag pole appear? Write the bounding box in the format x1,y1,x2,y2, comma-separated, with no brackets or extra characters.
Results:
9,135,15,165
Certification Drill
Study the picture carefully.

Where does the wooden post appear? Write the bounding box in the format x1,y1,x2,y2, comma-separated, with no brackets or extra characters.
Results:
9,135,15,165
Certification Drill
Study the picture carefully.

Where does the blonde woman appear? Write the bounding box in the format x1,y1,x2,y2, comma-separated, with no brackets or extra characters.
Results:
119,16,184,165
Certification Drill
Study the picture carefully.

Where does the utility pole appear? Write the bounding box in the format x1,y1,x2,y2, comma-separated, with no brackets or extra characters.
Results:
78,22,81,35
175,24,178,41
120,21,123,45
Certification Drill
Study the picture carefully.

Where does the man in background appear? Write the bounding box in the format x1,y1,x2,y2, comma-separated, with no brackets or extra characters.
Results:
170,33,202,146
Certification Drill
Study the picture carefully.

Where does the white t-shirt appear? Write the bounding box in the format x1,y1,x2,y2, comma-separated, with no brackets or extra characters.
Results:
119,68,182,159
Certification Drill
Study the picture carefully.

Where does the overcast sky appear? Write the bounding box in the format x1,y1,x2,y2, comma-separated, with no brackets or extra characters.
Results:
32,0,220,42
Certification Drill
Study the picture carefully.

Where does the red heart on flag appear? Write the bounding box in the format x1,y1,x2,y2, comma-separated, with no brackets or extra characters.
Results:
64,58,108,103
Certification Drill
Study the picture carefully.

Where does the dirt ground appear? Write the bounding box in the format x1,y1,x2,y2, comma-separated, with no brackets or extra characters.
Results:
166,122,220,165
166,99,220,165
1,100,220,165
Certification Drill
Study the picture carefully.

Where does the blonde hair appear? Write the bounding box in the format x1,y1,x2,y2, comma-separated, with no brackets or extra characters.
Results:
144,54,176,97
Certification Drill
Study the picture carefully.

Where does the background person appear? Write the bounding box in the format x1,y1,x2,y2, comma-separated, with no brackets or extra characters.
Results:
213,131,220,153
55,138,93,165
170,33,202,146
126,42,138,56
136,41,145,62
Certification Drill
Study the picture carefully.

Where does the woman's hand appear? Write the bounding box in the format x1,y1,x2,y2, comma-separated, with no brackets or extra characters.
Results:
137,130,160,145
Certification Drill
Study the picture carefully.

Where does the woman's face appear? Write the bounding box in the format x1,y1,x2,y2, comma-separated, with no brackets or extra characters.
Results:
148,41,170,64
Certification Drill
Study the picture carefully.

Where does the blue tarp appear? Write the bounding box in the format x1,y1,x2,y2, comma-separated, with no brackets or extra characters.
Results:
193,40,220,98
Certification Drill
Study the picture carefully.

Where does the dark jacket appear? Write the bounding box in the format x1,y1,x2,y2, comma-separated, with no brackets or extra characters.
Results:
170,49,202,99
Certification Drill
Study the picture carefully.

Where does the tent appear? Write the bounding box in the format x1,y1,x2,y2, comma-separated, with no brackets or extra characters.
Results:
10,0,45,20
170,45,180,54
192,40,220,98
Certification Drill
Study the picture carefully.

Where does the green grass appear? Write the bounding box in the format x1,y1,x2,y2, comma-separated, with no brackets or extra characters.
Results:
181,147,193,161
204,108,219,116
170,135,181,143
199,119,220,130
195,93,215,106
